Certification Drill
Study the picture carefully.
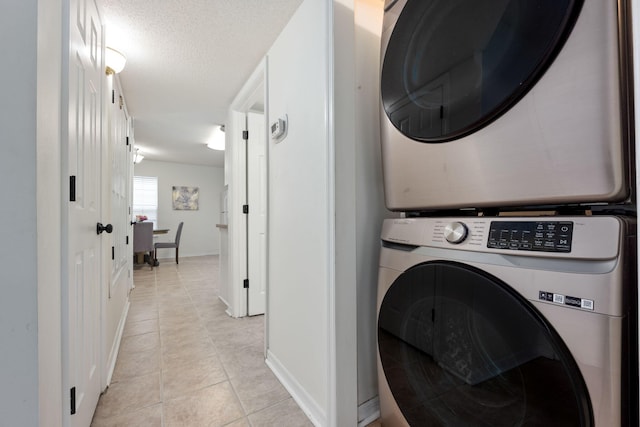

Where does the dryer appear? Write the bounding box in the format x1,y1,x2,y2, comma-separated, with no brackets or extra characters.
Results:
379,0,634,211
377,216,637,426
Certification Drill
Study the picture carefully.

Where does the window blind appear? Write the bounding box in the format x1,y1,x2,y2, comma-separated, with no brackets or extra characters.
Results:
133,176,158,227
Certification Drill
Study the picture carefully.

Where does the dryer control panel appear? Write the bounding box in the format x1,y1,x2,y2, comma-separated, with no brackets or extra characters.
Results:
487,221,573,252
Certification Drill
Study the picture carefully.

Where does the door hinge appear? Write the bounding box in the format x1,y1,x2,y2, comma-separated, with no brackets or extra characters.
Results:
70,386,76,415
242,130,249,140
69,176,76,202
126,136,129,146
112,246,115,260
111,89,115,104
243,279,249,289
126,235,129,245
243,205,249,214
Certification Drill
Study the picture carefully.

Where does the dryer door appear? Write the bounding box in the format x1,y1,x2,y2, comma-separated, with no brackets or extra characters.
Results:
378,261,593,426
381,0,584,142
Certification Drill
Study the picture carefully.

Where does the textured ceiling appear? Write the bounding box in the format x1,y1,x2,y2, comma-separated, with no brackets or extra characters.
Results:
101,0,303,167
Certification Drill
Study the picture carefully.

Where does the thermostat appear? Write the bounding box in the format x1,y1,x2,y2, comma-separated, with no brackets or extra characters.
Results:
271,116,288,142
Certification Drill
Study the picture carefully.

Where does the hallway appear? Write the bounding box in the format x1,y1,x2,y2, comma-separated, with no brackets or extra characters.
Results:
90,255,312,426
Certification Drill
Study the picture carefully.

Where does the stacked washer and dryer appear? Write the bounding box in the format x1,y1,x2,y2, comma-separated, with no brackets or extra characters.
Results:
376,0,637,426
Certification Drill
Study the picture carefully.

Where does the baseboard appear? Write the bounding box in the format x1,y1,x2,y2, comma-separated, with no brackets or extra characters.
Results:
358,396,380,426
266,349,326,426
104,299,130,387
157,252,220,260
218,295,233,318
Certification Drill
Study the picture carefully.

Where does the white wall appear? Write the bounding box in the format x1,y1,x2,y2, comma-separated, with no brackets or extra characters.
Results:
0,1,41,425
265,0,388,425
332,0,359,424
134,159,224,257
266,0,331,423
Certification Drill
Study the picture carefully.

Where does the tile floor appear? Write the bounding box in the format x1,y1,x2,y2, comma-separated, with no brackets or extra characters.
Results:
90,255,313,427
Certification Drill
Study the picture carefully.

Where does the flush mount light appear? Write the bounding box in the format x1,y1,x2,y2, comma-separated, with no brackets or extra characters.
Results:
105,47,126,75
207,125,226,151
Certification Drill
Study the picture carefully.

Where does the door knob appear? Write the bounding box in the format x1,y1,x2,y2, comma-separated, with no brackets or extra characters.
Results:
97,223,113,235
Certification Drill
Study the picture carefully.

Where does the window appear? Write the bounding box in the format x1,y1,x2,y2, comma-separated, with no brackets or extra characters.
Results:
133,176,158,228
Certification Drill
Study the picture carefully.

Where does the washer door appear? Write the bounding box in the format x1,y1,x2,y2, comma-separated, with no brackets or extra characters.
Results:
378,261,593,426
381,0,583,142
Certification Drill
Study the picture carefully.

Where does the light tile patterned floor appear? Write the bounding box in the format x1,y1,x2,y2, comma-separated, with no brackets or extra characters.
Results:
91,255,313,427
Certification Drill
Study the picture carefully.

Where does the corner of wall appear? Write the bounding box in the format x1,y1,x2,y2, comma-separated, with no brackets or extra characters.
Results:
36,0,64,424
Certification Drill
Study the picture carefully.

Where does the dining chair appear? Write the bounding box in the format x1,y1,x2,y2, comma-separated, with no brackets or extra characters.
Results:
154,222,183,265
133,222,154,267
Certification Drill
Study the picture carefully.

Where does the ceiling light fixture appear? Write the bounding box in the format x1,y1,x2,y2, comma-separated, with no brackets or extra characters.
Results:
105,47,127,75
133,149,144,164
207,125,226,151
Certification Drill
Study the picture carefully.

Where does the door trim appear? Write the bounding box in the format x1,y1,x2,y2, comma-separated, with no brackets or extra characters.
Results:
227,58,268,323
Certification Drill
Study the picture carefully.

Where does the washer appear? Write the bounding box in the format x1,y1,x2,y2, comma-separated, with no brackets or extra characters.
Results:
379,0,633,211
377,216,637,426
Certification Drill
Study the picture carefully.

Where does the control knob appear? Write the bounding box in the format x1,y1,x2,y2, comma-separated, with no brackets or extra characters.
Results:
444,221,468,244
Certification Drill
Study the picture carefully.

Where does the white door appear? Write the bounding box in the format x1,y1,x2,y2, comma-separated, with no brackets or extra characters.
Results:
66,0,104,424
247,112,267,315
109,89,130,295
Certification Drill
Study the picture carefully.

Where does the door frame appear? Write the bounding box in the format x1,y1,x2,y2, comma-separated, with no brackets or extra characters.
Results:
227,58,269,321
36,0,65,424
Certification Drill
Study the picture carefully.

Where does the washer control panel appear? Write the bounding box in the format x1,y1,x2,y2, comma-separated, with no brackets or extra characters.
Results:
487,221,573,252
383,217,620,260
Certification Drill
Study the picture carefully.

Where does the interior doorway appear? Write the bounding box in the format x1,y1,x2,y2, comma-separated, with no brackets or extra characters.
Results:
246,110,267,316
226,59,269,320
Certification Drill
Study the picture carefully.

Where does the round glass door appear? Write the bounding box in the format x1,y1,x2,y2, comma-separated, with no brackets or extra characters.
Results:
381,0,584,142
378,261,593,426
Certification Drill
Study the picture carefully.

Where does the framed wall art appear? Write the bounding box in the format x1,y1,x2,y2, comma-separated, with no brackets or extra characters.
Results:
172,186,199,210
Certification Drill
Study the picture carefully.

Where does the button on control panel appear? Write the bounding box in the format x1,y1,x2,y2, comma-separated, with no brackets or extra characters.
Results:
487,221,573,253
